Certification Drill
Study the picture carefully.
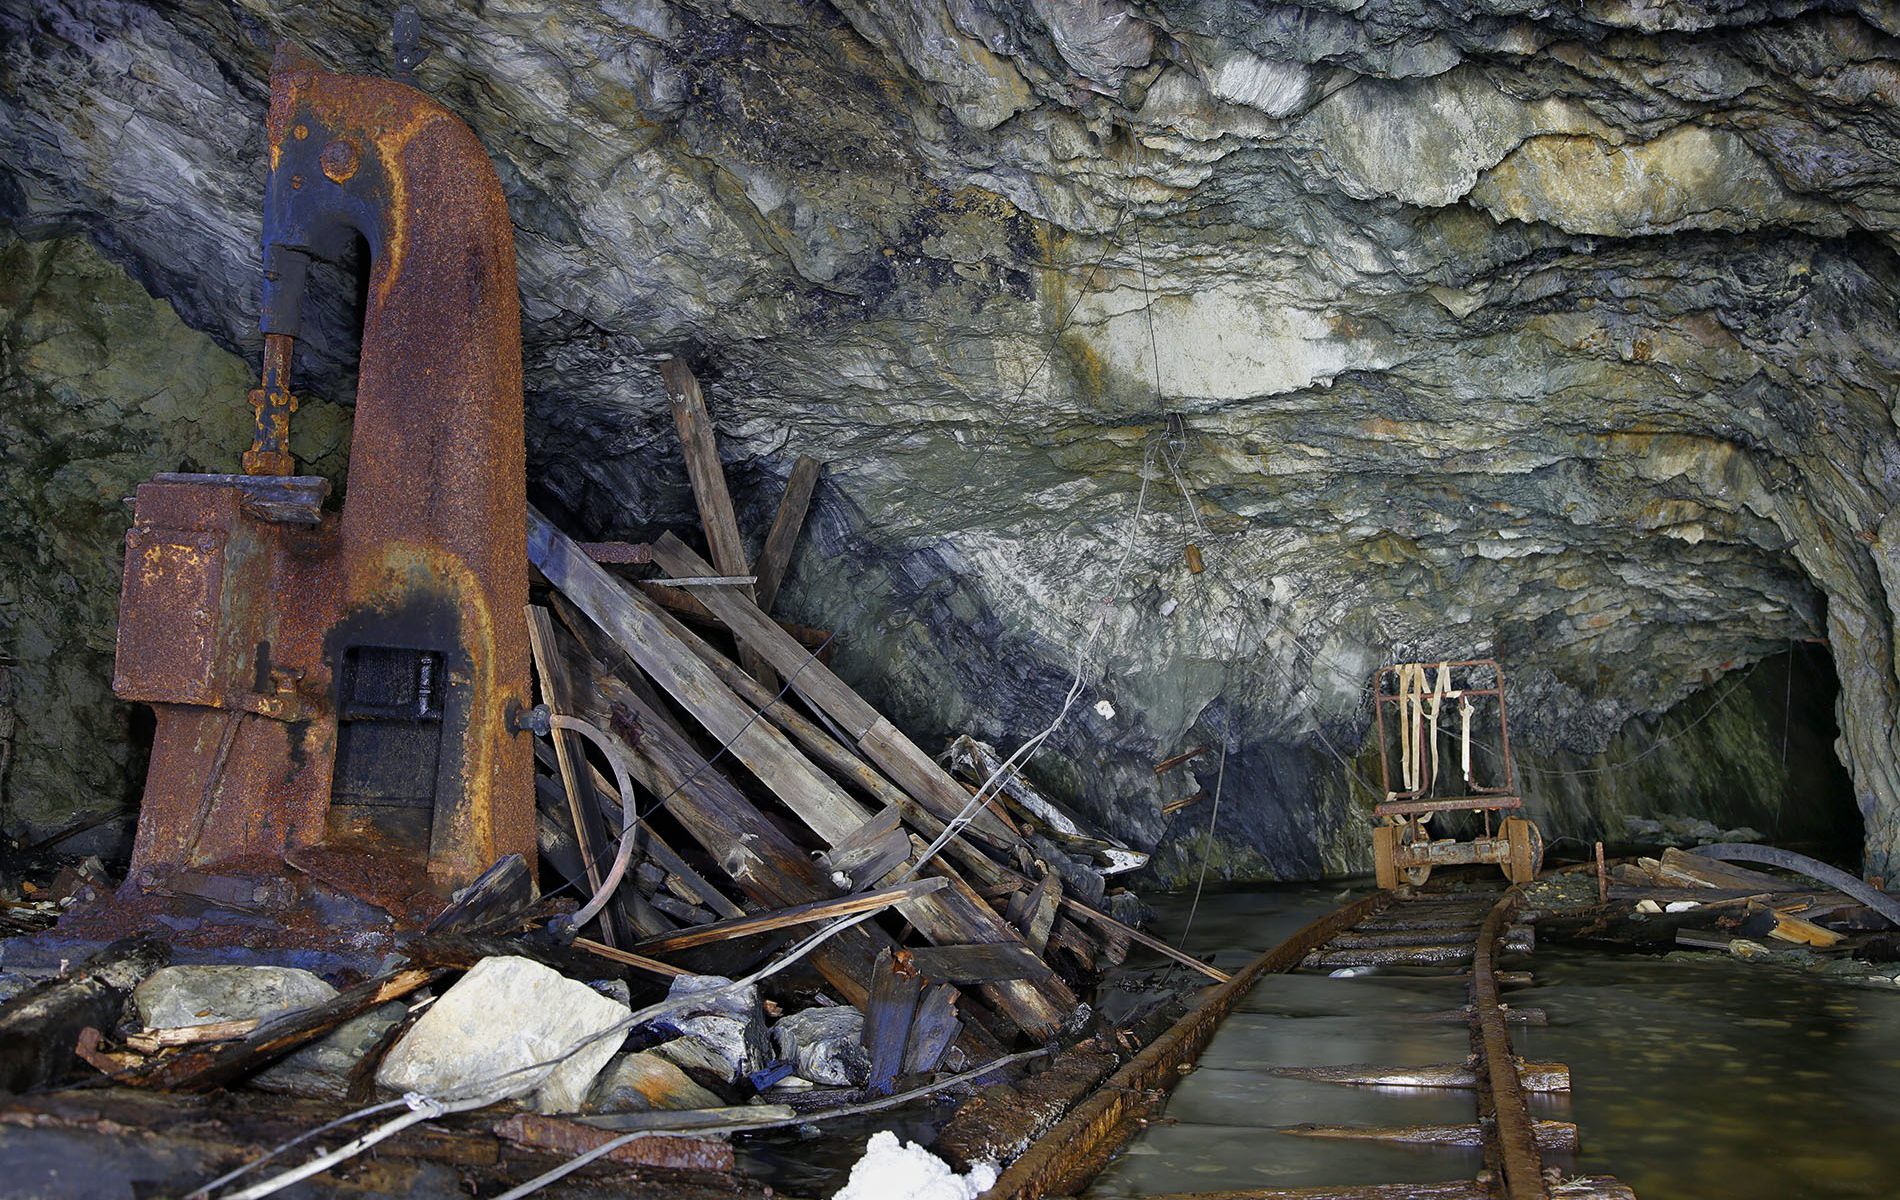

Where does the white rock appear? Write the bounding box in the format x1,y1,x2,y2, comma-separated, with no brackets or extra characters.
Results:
1665,900,1700,912
376,956,629,1113
832,1130,997,1200
132,965,336,1030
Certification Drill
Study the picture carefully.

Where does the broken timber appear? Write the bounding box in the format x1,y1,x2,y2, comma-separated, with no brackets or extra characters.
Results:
529,508,1075,1038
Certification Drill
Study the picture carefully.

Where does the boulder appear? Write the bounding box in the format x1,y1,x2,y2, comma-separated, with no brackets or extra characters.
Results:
376,956,629,1113
585,1050,723,1114
132,965,335,1030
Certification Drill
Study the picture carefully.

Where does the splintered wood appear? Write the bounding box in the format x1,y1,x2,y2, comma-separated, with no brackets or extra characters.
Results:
523,359,1209,1087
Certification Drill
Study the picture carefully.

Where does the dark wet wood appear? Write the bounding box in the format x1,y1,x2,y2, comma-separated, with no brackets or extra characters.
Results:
1267,1060,1570,1092
494,1112,735,1172
752,454,819,615
909,942,1056,984
865,948,923,1095
627,878,947,955
659,357,771,685
1283,1118,1577,1151
903,984,961,1074
0,936,168,1092
1304,943,1475,968
934,1038,1122,1171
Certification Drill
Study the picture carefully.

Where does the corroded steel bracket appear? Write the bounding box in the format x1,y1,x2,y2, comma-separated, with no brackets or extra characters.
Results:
26,46,534,965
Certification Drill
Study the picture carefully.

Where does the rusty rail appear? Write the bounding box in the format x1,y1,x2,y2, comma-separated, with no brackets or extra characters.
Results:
980,890,1392,1200
1471,886,1548,1200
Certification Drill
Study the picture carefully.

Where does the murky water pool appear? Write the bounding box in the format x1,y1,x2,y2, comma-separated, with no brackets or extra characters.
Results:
1089,882,1900,1200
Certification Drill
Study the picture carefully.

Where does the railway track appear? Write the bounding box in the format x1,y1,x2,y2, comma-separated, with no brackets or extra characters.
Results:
981,880,1635,1200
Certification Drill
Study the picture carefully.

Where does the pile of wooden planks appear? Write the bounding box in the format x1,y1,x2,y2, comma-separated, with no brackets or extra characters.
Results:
1542,846,1895,955
524,359,1205,1088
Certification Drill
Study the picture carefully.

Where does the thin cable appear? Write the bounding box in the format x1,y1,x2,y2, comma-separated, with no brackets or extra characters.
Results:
491,1048,1051,1200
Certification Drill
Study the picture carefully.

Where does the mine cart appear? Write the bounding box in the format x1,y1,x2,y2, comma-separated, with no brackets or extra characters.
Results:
1369,659,1543,888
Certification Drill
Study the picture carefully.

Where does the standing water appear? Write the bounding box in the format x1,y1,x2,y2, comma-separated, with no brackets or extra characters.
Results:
1089,883,1900,1200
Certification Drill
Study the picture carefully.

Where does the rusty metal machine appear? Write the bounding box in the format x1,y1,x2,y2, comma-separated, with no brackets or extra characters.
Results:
12,46,535,970
1369,659,1542,888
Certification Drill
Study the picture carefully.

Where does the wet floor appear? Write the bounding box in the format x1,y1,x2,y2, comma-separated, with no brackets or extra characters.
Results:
1089,882,1900,1200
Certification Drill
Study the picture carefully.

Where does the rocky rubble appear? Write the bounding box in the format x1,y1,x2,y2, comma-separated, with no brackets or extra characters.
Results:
2,2,1898,879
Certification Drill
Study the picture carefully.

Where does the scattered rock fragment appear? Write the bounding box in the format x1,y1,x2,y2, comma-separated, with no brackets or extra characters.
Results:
586,1050,723,1113
252,1001,406,1100
770,1006,869,1087
646,974,768,1084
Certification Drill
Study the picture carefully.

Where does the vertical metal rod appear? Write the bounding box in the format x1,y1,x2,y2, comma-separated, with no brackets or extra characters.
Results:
244,333,298,476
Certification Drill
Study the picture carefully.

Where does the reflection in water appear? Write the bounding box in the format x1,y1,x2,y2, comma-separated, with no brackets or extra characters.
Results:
1091,883,1900,1200
742,883,1900,1199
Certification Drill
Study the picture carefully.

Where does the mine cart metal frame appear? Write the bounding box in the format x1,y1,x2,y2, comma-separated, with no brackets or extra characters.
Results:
1369,658,1543,888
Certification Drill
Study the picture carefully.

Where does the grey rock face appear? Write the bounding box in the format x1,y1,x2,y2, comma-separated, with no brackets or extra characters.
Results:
3,2,1899,878
131,964,335,1030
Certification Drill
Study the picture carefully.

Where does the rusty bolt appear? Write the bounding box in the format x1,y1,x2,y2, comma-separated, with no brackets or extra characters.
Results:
320,138,360,183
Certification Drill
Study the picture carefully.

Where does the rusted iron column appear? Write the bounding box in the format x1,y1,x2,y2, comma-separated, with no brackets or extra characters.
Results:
106,44,534,934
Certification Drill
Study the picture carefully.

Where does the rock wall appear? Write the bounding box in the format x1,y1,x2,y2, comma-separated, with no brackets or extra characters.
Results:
2,1,1896,877
0,230,350,848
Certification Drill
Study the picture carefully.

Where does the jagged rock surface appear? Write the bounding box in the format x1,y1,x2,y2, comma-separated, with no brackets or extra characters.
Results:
2,1,1896,878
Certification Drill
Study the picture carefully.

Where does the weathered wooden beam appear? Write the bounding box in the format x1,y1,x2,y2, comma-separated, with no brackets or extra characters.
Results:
659,357,773,685
752,454,819,615
1282,1119,1578,1152
629,878,947,955
1059,897,1228,984
633,580,834,655
1267,1060,1570,1093
1011,871,1061,955
908,942,1055,984
865,948,924,1095
569,938,695,978
934,1037,1122,1172
904,984,961,1075
676,613,1017,876
649,534,1019,847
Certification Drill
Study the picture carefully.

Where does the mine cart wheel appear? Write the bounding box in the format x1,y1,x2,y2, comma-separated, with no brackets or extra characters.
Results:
1398,820,1432,888
1501,816,1545,884
1374,823,1401,890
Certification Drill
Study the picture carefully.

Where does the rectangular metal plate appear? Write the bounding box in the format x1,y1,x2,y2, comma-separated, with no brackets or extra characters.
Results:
114,528,225,705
